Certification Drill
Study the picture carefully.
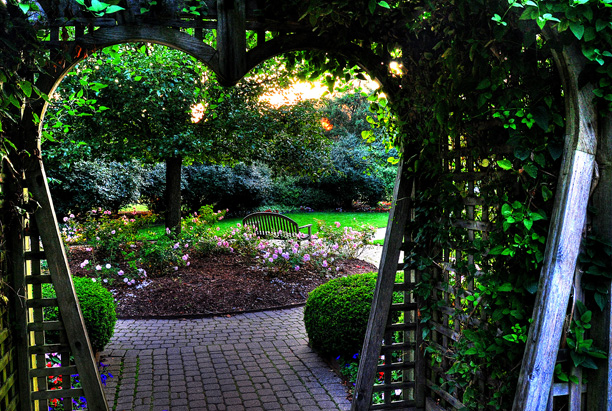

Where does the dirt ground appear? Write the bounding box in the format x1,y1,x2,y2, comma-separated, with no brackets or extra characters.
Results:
67,249,377,318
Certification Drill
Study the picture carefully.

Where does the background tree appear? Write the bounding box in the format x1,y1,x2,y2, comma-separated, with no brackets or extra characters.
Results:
44,43,330,231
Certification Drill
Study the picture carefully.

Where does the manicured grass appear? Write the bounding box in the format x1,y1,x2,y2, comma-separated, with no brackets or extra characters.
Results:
138,211,389,240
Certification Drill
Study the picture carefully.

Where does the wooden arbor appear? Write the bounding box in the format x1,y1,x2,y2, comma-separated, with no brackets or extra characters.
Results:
2,0,612,410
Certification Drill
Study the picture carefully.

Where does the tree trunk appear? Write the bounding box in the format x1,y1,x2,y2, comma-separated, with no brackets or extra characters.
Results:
165,155,182,234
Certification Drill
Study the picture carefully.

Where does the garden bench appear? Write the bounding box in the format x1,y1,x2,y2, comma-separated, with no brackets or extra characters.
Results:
242,212,312,240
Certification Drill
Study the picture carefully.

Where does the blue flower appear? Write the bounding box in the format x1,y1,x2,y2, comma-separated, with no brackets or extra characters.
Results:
352,353,359,359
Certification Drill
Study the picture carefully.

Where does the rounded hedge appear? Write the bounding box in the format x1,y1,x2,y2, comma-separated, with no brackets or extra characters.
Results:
42,277,117,353
304,272,380,356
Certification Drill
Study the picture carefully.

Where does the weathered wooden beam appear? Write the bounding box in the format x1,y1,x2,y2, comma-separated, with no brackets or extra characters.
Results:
512,40,597,410
25,159,109,410
216,0,247,85
586,112,612,410
352,160,413,410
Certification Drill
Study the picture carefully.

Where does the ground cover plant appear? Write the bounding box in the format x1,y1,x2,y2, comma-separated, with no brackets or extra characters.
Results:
60,206,380,317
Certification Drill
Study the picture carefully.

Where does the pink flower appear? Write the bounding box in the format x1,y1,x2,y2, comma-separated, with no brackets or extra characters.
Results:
335,221,341,228
186,262,190,266
303,254,311,262
182,254,189,261
173,243,180,249
80,260,89,268
95,265,102,271
322,260,328,268
118,270,124,276
111,230,116,234
63,217,68,222
295,266,300,271
69,214,75,218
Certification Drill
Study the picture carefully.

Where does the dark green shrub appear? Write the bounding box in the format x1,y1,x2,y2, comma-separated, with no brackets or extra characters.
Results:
47,160,144,216
304,272,395,356
182,163,272,213
42,277,117,353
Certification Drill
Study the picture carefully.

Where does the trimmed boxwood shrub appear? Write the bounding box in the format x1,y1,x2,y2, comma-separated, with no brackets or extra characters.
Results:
304,273,375,356
304,272,403,356
42,277,117,353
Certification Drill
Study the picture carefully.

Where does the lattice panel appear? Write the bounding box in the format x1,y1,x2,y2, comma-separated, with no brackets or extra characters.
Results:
25,220,85,411
0,263,19,411
422,133,498,409
370,264,422,410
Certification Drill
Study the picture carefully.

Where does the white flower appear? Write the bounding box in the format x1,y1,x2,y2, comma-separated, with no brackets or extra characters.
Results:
105,263,111,269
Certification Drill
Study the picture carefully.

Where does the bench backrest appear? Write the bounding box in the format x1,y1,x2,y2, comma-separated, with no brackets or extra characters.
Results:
242,212,300,239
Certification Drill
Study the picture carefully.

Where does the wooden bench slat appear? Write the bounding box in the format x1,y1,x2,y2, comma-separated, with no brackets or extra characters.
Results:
242,212,311,240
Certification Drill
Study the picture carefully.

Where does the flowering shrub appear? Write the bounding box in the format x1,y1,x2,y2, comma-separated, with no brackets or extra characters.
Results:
313,219,375,259
138,232,191,277
64,206,376,287
250,221,374,275
46,353,113,411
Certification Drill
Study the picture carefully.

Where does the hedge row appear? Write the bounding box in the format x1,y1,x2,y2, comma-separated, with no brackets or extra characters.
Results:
47,135,396,216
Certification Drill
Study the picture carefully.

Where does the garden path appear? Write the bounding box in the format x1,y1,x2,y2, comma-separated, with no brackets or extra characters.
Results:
99,229,388,410
101,307,352,410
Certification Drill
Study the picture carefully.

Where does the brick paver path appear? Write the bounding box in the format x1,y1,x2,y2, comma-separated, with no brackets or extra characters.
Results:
101,307,352,410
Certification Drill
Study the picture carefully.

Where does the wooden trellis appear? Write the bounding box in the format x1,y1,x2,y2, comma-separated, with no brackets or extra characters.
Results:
3,157,108,411
353,120,597,410
3,1,611,410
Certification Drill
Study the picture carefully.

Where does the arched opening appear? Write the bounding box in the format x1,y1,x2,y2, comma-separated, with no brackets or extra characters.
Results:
37,36,402,411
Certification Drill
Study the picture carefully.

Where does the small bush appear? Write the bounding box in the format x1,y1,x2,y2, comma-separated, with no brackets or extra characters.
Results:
42,277,117,353
48,160,145,216
304,272,403,356
304,272,379,356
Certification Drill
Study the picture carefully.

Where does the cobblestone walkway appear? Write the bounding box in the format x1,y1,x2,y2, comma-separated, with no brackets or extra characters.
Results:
101,307,352,410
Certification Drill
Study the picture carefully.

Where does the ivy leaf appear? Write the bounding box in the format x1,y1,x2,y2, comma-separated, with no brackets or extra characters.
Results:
548,143,563,160
570,22,585,40
378,1,391,9
523,218,533,230
558,19,570,32
594,292,607,311
368,0,377,14
514,147,531,161
522,163,538,179
498,283,513,292
532,106,550,131
596,19,610,32
90,0,109,12
525,281,539,294
497,159,513,170
581,310,592,323
105,5,125,13
476,78,491,90
19,81,32,98
580,357,599,369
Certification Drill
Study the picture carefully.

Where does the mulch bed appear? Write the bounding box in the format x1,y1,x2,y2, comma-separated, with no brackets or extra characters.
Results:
67,248,377,318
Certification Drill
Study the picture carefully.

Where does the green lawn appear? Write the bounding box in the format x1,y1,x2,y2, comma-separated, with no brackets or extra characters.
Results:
139,211,389,240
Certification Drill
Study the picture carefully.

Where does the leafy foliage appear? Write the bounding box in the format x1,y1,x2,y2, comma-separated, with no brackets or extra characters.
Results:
304,272,379,356
42,277,117,352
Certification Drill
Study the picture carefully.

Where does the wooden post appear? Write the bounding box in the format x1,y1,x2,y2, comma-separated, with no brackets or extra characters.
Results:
352,160,413,410
512,42,597,410
586,112,612,409
216,0,247,85
24,155,109,411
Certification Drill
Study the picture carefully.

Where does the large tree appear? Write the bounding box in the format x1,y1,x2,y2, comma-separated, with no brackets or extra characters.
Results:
44,44,330,231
